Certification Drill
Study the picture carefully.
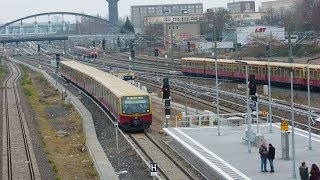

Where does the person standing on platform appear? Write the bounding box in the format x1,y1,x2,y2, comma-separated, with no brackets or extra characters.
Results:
309,164,320,180
267,143,275,173
259,142,268,172
299,162,309,180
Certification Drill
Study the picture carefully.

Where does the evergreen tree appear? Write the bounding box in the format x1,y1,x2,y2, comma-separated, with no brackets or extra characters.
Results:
121,17,135,33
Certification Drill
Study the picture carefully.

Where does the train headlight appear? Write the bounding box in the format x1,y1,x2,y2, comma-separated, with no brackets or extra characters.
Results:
123,111,125,114
147,110,149,112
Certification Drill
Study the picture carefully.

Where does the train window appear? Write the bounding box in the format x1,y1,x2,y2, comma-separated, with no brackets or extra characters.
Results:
122,96,150,114
233,64,238,72
116,100,119,115
310,71,315,79
210,63,213,70
317,71,320,80
182,61,186,67
273,68,278,76
226,65,232,72
240,65,244,72
205,63,210,70
187,61,192,67
251,66,256,74
295,69,301,78
199,62,203,69
218,64,224,71
260,67,266,75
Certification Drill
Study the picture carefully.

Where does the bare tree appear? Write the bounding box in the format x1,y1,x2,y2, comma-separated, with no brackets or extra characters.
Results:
200,8,232,40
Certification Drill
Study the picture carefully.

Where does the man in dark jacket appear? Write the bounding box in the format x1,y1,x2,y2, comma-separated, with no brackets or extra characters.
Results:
299,162,309,180
268,143,275,172
259,142,268,172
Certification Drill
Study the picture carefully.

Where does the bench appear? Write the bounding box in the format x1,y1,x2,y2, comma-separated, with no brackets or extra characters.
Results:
226,117,243,126
242,130,256,143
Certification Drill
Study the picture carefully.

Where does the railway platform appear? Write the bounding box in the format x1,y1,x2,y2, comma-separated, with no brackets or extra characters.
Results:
164,124,320,180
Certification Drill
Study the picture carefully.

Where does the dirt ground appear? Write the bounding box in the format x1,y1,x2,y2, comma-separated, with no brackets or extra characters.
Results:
21,67,97,179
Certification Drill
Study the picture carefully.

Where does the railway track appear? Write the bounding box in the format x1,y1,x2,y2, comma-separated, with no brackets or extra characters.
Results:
128,133,197,180
138,75,320,133
10,53,320,132
2,61,39,179
9,55,205,179
15,52,320,129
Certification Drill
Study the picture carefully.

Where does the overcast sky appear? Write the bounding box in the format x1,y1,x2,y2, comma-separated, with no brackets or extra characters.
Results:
0,0,274,23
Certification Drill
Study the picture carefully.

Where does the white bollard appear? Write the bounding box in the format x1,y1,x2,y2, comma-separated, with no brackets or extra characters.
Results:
263,85,268,96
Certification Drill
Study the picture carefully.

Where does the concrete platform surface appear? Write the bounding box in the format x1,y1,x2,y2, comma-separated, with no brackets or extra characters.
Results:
164,123,320,180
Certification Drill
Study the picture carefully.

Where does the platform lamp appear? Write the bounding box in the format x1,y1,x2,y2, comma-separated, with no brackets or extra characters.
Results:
267,52,278,133
307,56,320,150
211,26,221,136
235,60,252,153
277,65,295,178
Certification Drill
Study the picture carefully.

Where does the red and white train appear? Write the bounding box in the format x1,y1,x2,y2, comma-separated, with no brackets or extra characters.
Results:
181,57,320,87
60,60,152,131
74,46,98,58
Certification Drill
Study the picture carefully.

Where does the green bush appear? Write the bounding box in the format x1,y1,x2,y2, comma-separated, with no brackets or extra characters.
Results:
23,88,33,96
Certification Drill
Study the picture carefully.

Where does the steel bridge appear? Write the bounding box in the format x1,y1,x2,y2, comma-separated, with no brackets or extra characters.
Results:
0,12,134,43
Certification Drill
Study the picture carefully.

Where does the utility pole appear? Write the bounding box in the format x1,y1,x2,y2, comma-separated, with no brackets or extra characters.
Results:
268,32,273,133
170,27,175,71
213,26,220,136
288,26,296,179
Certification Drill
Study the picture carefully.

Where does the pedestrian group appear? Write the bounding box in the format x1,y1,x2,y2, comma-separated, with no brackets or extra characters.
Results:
300,162,320,180
258,142,320,180
259,142,275,173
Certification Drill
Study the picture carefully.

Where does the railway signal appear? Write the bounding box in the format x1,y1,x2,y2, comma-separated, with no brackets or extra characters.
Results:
102,39,106,51
165,99,170,107
55,53,60,68
162,78,170,99
130,50,135,58
154,49,159,57
92,41,95,48
187,41,191,52
249,75,257,102
117,36,120,47
37,44,40,53
163,78,170,128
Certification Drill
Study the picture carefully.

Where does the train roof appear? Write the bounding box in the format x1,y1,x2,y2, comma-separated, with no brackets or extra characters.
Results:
60,60,149,97
181,57,320,69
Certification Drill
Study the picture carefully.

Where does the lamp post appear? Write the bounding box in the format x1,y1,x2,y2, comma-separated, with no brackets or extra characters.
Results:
170,23,175,71
267,42,272,133
277,65,296,178
290,69,295,178
307,56,320,150
267,52,277,133
236,60,251,153
211,26,220,136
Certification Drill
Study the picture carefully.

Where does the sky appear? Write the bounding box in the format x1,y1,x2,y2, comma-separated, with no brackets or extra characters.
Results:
0,0,274,23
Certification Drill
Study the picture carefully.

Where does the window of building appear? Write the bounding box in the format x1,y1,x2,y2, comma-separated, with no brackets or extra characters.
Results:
245,3,251,10
176,26,178,29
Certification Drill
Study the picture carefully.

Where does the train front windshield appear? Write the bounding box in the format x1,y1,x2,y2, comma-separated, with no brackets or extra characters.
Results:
122,96,150,115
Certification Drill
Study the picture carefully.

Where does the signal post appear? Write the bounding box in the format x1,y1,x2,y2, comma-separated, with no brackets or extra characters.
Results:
162,78,170,128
